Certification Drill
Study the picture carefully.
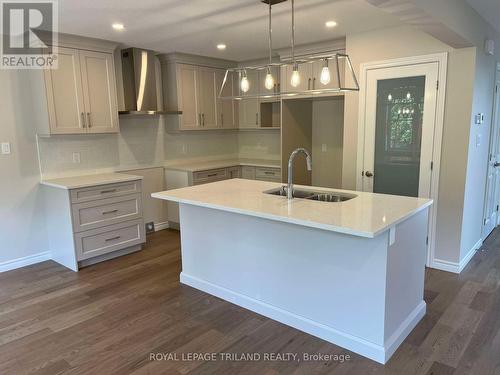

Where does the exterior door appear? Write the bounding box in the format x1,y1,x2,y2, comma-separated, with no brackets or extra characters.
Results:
361,63,439,199
79,50,118,133
483,78,500,237
44,47,86,134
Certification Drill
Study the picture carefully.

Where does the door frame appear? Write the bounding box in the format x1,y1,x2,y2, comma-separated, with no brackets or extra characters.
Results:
484,62,500,232
356,53,448,267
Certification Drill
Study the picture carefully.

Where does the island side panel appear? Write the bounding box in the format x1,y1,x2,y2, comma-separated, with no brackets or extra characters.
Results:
383,208,429,359
178,203,390,356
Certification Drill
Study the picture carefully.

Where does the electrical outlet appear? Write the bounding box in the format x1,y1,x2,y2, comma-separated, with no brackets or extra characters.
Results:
145,222,155,233
321,144,327,152
72,152,81,163
1,142,11,155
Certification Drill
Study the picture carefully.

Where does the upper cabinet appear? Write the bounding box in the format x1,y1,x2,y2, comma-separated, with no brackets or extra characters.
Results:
41,47,118,135
79,50,119,133
215,70,238,129
281,59,345,95
163,59,238,130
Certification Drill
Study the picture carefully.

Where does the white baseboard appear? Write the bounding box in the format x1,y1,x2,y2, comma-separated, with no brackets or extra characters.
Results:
0,251,51,273
154,222,170,231
430,258,460,273
430,238,483,274
384,301,426,362
180,272,425,364
459,238,482,273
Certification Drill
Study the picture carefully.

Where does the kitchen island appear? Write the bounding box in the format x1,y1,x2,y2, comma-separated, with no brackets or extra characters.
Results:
152,179,432,364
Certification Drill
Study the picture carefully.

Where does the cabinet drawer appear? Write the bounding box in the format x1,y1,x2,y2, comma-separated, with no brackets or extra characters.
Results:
255,167,281,182
193,168,227,185
75,219,145,261
227,166,241,179
70,180,141,203
241,166,256,180
71,194,142,233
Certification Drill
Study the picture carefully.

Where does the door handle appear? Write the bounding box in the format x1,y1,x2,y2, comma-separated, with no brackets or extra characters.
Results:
313,77,316,90
81,112,86,128
364,171,374,178
202,113,205,126
308,78,311,90
86,112,91,128
494,162,500,168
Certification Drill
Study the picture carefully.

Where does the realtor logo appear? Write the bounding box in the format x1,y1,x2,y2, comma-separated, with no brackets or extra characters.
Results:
1,0,58,69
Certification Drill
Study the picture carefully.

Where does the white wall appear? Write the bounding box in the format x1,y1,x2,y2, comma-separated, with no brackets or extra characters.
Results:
38,117,239,178
237,130,281,161
0,70,49,267
342,25,479,266
312,97,344,189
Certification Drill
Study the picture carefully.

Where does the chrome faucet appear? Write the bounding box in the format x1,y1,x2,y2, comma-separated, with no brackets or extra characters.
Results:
287,148,312,200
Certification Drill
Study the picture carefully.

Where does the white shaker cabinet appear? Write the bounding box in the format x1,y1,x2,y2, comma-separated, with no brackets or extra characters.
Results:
79,50,119,133
42,47,118,135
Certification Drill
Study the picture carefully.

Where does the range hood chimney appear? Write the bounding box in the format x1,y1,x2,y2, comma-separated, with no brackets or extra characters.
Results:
119,48,181,116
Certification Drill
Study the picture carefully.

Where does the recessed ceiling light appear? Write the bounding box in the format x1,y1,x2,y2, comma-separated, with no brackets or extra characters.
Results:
217,44,227,50
112,23,125,31
325,20,337,28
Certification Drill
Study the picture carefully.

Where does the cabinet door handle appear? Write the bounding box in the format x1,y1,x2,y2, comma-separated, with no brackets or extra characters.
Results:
81,112,86,128
255,113,259,125
87,112,91,128
202,113,205,126
198,113,202,126
100,189,117,194
207,173,218,177
313,77,316,90
308,78,311,90
102,209,119,215
105,236,121,242
221,113,224,127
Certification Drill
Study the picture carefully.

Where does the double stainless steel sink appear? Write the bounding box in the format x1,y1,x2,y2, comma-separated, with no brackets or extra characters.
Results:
264,186,356,202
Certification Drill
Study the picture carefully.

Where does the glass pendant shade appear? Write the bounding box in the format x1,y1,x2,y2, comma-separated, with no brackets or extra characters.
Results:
240,71,250,93
290,64,300,88
320,60,331,86
264,68,274,90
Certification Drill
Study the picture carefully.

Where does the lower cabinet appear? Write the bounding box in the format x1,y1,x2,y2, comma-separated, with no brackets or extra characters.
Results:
44,179,146,271
242,166,281,183
165,164,281,225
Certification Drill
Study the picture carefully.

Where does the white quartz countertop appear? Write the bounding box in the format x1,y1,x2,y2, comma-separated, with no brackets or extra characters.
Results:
152,179,433,238
40,173,143,190
163,158,281,172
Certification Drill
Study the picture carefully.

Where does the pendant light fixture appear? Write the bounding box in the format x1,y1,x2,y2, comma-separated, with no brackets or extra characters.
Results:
219,0,360,100
320,59,331,85
290,0,300,88
264,0,275,90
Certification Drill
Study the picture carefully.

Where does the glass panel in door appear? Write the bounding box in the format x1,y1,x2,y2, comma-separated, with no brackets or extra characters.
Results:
373,76,425,197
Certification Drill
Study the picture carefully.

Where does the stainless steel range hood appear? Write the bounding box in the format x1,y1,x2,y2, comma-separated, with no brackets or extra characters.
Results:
119,48,181,116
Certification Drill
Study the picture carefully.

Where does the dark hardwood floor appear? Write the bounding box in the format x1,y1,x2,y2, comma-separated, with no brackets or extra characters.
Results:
0,228,499,375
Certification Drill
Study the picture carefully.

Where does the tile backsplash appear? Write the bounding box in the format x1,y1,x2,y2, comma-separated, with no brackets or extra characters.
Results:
37,116,279,178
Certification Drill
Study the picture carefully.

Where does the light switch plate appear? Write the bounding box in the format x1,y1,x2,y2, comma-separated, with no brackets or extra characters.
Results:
1,142,11,154
72,152,81,163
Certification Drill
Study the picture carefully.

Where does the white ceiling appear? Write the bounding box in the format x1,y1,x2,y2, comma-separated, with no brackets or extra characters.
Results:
57,0,401,61
466,0,500,33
